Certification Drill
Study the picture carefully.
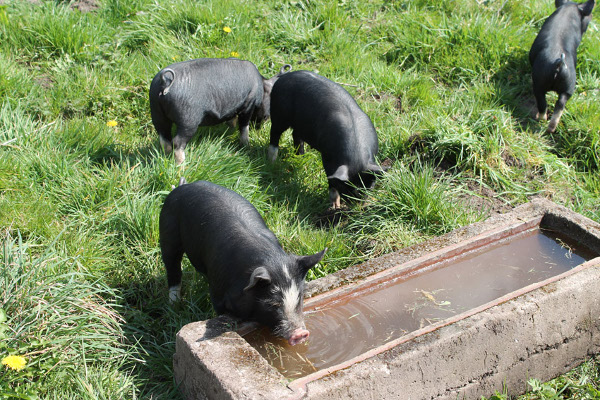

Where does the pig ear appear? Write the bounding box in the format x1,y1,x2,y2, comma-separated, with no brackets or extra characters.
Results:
579,0,595,16
297,249,327,276
555,0,568,8
327,165,350,182
244,267,271,291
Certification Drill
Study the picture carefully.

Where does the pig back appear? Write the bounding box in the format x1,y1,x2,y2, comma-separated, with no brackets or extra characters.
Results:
151,58,265,124
271,70,379,174
161,181,283,286
530,4,585,66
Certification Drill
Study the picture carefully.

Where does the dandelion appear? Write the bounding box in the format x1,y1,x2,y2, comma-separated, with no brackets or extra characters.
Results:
106,120,118,127
230,51,240,58
223,26,232,33
2,355,27,371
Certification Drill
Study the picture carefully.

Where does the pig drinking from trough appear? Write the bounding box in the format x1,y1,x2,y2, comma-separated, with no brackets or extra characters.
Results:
267,70,385,209
149,58,291,164
529,0,595,132
159,179,326,346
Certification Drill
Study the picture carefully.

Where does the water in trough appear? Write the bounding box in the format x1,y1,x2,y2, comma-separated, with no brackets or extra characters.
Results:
243,227,597,379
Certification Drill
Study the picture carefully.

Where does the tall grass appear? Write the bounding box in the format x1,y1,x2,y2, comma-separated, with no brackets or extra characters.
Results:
0,232,135,399
0,0,599,398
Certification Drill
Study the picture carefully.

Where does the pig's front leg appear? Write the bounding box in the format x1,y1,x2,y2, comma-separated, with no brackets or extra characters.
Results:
329,186,341,209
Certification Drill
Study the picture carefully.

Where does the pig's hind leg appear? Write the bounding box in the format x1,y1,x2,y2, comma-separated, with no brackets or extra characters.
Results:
173,124,197,165
237,111,252,146
161,241,185,303
532,86,548,121
268,120,289,162
547,92,570,133
153,118,174,154
292,132,305,155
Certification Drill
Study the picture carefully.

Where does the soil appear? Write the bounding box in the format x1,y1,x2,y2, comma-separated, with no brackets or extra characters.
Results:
457,180,513,215
71,0,99,12
372,92,403,112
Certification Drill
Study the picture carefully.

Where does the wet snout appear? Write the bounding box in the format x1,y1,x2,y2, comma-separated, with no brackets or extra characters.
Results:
288,327,310,346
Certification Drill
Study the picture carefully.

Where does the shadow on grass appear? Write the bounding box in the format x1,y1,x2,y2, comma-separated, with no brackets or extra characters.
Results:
491,49,542,132
77,123,240,168
117,267,214,399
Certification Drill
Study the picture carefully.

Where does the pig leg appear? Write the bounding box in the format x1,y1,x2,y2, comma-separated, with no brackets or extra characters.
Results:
154,119,174,154
227,116,238,128
533,87,548,121
292,133,305,155
173,124,197,165
329,186,341,209
238,112,251,146
268,120,288,162
547,92,570,133
161,243,184,303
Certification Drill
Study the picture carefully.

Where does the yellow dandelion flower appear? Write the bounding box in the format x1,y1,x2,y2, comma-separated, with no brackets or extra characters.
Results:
223,26,232,33
2,355,27,371
230,51,240,58
106,120,118,127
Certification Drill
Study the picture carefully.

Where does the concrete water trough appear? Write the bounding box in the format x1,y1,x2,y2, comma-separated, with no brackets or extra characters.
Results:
173,198,600,399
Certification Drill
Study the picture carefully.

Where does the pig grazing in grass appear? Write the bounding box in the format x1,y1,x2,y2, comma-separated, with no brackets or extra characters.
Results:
149,58,291,164
529,0,595,132
267,70,384,209
159,179,326,346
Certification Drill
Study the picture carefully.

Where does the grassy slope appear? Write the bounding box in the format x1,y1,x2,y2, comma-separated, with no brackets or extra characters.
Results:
0,0,599,398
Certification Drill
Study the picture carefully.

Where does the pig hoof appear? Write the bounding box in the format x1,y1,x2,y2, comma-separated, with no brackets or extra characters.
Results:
268,145,279,162
169,285,182,303
174,150,185,165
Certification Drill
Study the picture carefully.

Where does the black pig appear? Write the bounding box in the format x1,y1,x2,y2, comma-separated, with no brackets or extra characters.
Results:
268,70,384,208
159,180,326,346
529,0,595,132
149,58,291,164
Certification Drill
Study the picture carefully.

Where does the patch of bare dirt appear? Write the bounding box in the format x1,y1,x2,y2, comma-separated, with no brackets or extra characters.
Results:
372,92,403,112
457,180,513,216
34,74,54,89
71,0,99,12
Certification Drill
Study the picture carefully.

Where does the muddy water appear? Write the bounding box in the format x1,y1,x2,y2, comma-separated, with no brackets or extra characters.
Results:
243,228,597,379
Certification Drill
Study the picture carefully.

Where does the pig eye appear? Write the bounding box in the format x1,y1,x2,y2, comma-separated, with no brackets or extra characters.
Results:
259,297,281,309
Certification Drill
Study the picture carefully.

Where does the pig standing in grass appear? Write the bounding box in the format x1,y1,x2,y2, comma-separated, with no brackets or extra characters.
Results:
529,0,595,132
268,70,384,209
149,58,291,164
159,179,326,346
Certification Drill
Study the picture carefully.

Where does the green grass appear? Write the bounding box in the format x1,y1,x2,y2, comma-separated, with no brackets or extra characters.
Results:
0,0,599,398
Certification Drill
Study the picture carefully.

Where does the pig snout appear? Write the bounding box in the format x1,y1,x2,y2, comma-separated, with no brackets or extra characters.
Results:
288,328,310,346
